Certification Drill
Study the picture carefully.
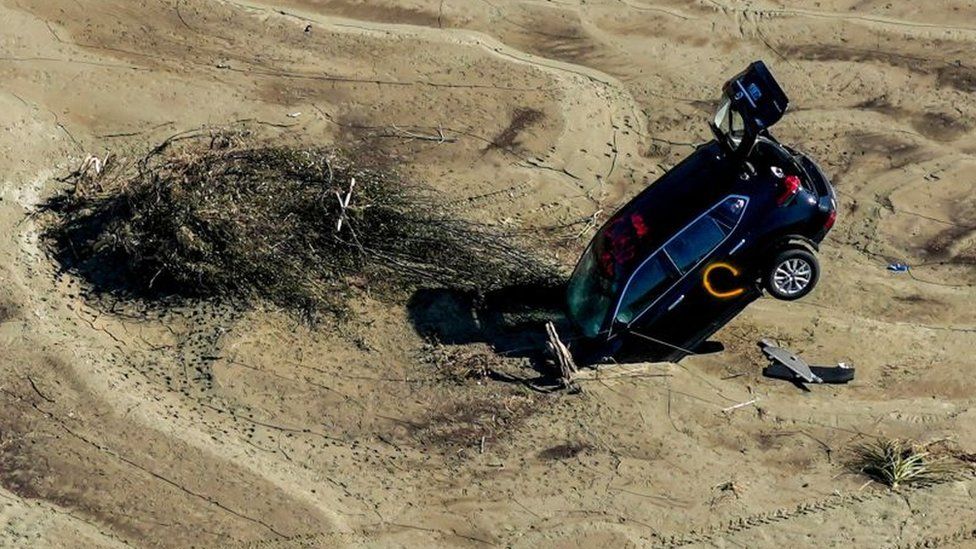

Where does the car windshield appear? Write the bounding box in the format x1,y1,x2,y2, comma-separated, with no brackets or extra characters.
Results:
566,209,653,337
566,249,615,337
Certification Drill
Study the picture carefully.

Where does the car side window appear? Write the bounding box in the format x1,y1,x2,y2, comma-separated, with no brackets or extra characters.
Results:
664,216,728,273
664,196,747,272
615,253,675,324
711,196,747,228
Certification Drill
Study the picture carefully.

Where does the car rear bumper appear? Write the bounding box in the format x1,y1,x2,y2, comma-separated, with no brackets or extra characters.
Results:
796,153,835,203
794,152,836,242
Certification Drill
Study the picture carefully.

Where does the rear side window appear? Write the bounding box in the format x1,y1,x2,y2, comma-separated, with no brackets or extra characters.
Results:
615,253,675,324
711,196,747,229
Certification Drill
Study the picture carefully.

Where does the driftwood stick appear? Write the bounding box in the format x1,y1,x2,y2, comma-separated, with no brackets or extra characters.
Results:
545,321,578,390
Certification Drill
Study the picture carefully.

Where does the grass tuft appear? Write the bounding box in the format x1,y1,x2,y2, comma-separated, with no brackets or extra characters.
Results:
850,438,954,489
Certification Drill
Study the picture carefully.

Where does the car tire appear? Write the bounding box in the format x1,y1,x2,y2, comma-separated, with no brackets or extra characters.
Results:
764,248,819,300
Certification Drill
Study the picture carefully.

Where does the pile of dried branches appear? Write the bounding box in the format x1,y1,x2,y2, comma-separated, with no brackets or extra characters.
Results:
44,131,557,319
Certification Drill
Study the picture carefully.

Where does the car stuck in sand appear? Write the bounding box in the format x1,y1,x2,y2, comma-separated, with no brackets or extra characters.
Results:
567,61,838,361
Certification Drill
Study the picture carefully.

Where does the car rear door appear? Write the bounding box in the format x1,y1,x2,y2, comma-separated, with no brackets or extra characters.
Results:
619,196,750,344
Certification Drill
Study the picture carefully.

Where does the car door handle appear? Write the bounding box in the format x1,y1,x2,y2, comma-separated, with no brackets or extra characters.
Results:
667,294,685,311
729,238,746,256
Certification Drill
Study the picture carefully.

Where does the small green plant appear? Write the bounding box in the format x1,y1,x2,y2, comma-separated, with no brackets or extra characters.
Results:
851,438,952,489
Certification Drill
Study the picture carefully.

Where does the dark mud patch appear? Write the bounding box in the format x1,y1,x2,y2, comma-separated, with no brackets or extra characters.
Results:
854,96,972,142
782,43,976,94
499,6,622,71
527,31,603,68
846,132,928,170
892,294,945,306
487,107,545,151
937,63,976,94
0,299,19,324
0,391,144,540
923,225,976,265
854,96,892,112
0,364,329,544
609,15,712,49
910,111,972,142
781,43,929,72
256,77,353,109
411,391,539,454
538,441,591,460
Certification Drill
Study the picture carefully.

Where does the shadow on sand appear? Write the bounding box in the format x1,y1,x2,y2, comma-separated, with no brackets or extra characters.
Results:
406,282,718,383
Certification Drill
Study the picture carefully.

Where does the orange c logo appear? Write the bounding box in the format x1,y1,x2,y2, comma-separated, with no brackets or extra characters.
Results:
703,262,746,299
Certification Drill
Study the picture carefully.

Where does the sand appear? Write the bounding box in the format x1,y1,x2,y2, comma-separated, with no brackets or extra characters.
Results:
0,0,974,546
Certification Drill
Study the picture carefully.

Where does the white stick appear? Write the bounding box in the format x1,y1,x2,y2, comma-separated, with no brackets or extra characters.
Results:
335,192,345,232
80,154,103,176
721,398,758,413
345,177,355,207
335,177,355,233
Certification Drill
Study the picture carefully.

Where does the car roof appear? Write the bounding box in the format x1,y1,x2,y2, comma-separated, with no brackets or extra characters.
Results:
590,141,736,278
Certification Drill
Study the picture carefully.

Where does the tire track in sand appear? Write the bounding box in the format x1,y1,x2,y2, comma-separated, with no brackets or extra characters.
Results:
664,469,976,547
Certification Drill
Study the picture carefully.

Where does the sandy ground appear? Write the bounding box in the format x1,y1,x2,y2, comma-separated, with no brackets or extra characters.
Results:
1,0,975,547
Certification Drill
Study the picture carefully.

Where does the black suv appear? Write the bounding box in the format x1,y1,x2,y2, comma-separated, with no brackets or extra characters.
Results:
566,61,837,361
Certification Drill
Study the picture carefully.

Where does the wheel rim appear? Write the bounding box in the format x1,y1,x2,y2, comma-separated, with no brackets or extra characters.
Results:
772,257,813,296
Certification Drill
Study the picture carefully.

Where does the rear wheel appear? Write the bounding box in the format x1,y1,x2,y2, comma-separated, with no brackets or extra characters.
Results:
764,248,819,300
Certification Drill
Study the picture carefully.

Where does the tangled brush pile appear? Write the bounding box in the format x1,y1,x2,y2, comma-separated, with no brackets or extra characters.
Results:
44,131,557,318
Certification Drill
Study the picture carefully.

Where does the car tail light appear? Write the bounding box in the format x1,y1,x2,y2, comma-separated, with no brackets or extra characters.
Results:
777,175,801,206
630,213,648,237
599,251,615,277
824,209,837,231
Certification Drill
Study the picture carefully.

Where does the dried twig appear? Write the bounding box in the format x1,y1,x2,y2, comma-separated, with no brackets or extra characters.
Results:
379,124,457,143
26,375,55,403
721,398,758,414
569,209,602,241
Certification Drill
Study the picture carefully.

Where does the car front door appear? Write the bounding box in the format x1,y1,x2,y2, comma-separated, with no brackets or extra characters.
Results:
611,251,679,333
